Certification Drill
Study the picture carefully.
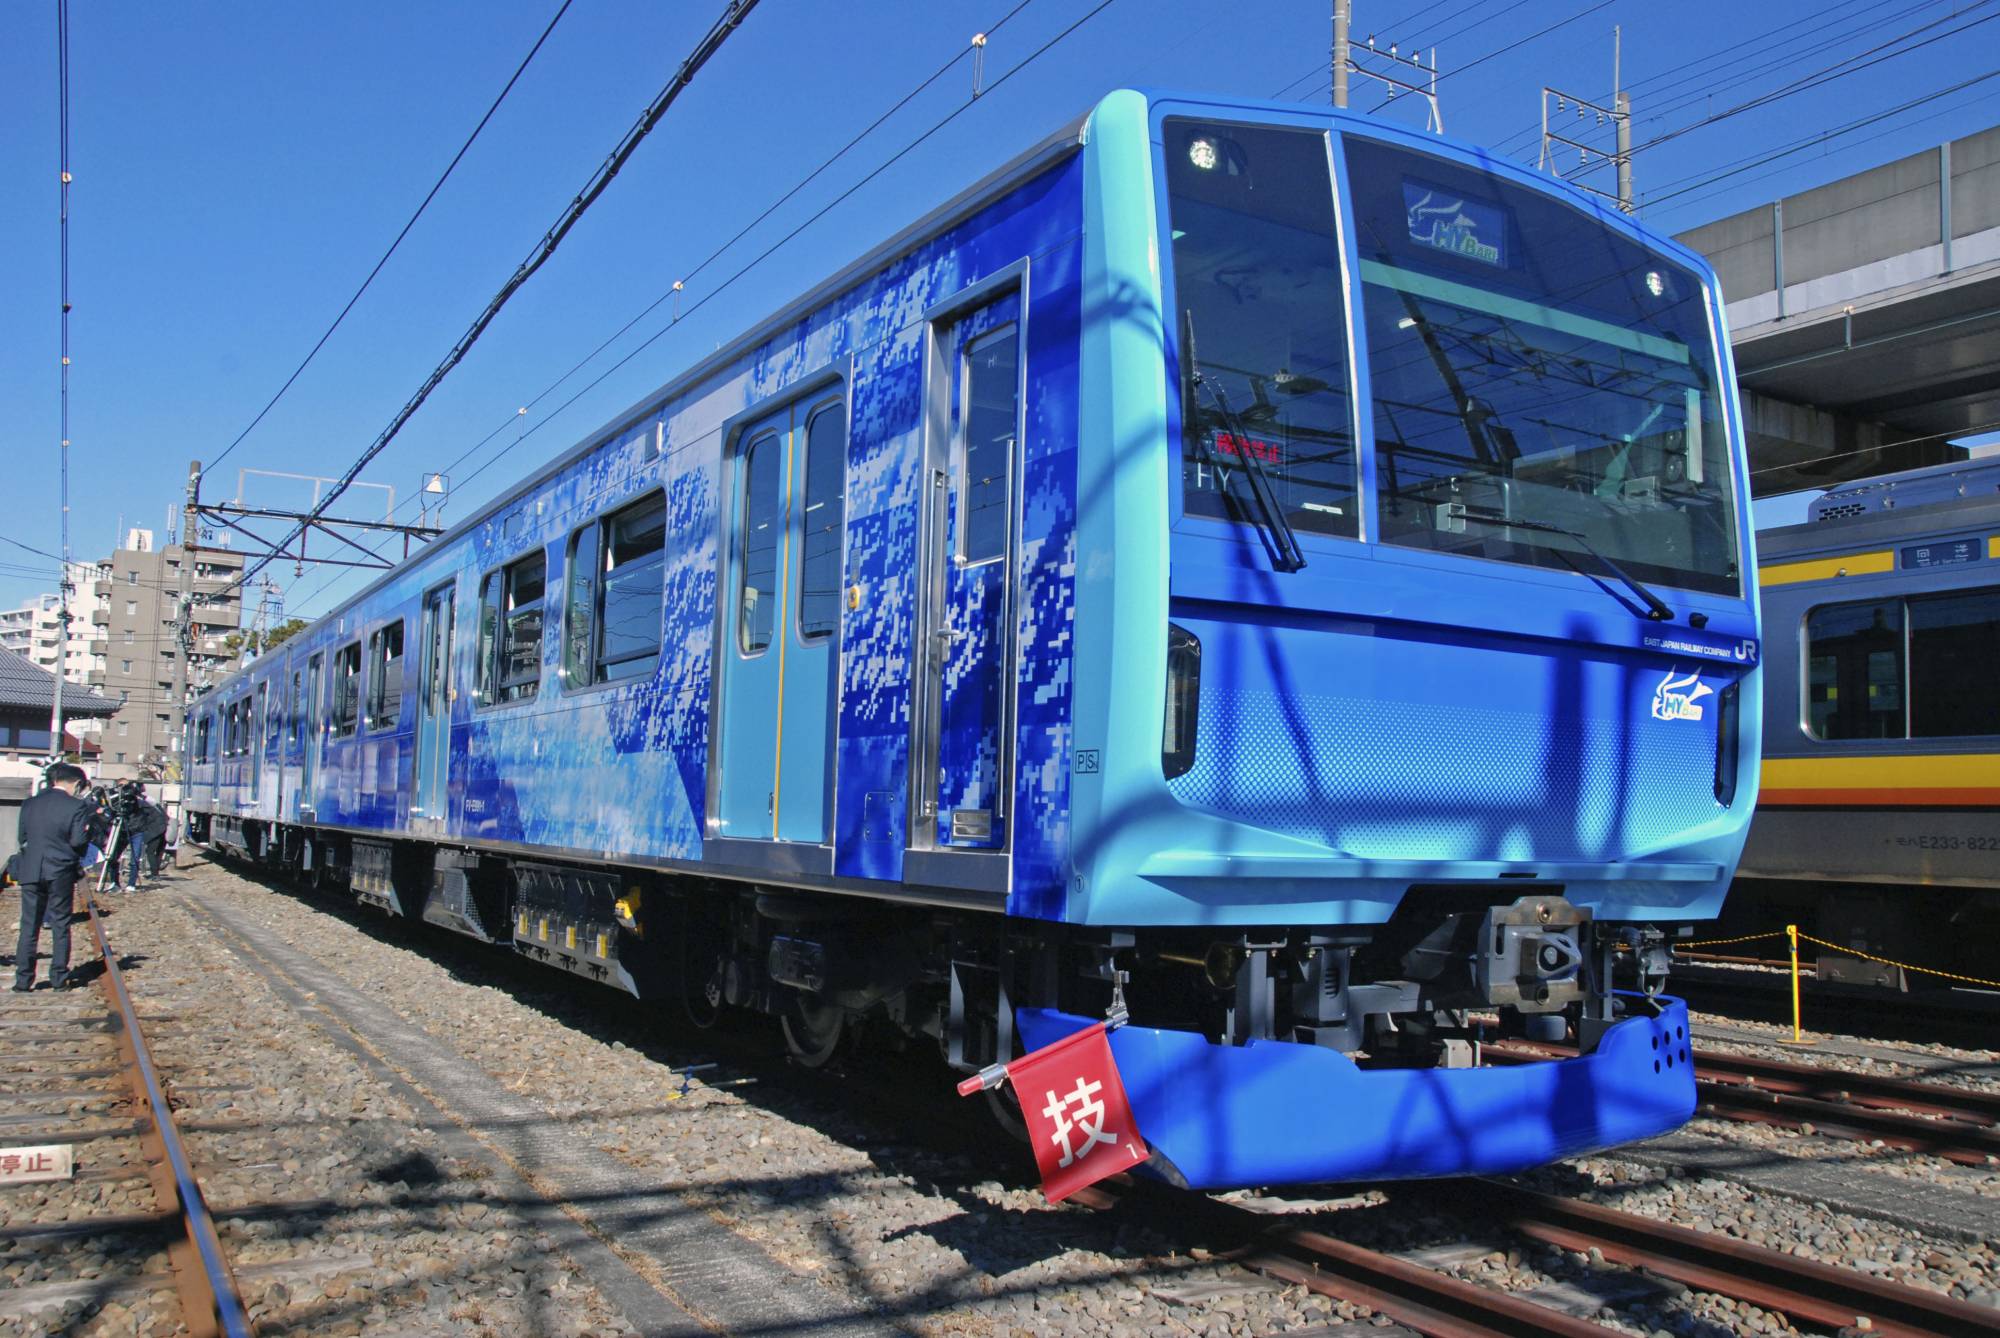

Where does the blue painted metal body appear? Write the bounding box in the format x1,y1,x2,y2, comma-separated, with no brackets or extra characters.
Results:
184,89,1759,1188
1019,996,1697,1189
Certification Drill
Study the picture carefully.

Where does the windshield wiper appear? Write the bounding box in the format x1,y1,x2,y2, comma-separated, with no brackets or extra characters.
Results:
1184,313,1307,572
1450,505,1673,622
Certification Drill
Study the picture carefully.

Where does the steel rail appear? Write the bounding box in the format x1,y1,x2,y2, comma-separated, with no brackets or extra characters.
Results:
1486,1040,2000,1163
1694,1082,2000,1167
1478,1181,2000,1338
1072,1179,1607,1338
85,893,253,1338
1692,1048,2000,1123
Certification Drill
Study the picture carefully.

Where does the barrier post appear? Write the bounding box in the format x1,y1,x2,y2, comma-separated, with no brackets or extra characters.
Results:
1785,923,1803,1044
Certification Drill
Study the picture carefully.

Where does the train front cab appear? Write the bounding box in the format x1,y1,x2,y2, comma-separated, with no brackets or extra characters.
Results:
1050,93,1761,1188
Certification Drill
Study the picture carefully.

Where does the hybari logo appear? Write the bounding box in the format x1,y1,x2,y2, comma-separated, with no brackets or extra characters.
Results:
1651,667,1713,723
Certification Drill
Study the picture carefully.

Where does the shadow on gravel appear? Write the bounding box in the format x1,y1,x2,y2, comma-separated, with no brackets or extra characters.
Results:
191,858,1763,1336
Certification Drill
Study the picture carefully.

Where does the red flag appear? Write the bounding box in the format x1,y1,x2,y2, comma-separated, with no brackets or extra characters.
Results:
960,1020,1149,1203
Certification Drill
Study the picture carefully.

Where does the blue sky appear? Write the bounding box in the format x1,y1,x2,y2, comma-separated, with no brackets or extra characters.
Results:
5,0,1998,616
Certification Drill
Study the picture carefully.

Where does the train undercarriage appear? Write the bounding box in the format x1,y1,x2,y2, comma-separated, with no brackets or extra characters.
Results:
189,813,1680,1075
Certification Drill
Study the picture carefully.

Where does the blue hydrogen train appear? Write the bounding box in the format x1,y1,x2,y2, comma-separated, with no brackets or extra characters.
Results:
183,90,1761,1190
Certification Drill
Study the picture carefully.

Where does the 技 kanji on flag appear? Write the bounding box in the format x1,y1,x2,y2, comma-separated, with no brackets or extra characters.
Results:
1000,1020,1149,1202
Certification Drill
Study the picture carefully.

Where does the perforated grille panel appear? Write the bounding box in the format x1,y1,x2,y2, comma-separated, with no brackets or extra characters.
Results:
1167,681,1725,863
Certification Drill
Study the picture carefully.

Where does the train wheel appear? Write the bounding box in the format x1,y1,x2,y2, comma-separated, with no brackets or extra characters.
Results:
781,993,844,1068
683,960,723,1030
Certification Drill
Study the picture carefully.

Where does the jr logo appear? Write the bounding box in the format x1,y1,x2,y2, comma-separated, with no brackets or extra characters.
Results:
1651,667,1713,723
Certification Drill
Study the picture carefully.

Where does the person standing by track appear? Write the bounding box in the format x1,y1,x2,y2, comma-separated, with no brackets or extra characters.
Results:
10,763,93,992
135,790,168,883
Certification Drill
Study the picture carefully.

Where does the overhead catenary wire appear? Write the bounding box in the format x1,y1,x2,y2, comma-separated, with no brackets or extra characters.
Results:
1649,84,2000,220
212,0,764,609
203,0,577,476
1486,0,1924,157
1641,67,2000,211
281,0,1113,623
1623,2,2000,160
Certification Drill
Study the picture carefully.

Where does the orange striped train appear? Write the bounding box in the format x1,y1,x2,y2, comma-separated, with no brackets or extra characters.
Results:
1738,457,2000,988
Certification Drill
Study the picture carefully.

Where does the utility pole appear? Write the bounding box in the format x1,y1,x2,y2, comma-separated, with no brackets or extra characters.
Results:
170,460,200,769
1332,0,1351,109
47,568,69,764
1613,26,1631,213
1538,27,1633,212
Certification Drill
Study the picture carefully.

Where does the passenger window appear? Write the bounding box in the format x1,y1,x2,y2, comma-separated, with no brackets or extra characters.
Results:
563,522,600,688
259,681,275,748
799,404,845,639
1910,588,2000,737
500,553,545,703
366,621,405,730
289,670,304,748
1806,600,1902,740
478,553,545,705
1806,586,2000,741
739,432,781,655
195,714,210,763
478,571,501,704
960,332,1016,565
331,643,362,738
597,493,666,681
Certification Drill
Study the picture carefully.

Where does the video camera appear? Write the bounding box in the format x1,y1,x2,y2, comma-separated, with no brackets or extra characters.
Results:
95,781,146,821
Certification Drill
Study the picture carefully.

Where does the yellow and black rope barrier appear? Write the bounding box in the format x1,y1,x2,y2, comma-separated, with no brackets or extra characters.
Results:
1667,925,2000,1044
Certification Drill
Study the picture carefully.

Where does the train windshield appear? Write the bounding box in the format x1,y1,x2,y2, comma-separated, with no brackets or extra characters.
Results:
1163,118,1360,541
1346,136,1740,597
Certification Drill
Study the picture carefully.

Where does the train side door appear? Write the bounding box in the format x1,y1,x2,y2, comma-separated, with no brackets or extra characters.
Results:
300,652,323,814
716,393,846,843
913,292,1022,852
413,582,455,826
248,681,268,807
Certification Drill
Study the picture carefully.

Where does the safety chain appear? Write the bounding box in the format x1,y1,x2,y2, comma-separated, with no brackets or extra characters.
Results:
1794,931,2000,992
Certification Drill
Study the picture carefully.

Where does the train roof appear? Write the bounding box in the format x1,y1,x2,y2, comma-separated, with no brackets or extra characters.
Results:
1806,455,2000,523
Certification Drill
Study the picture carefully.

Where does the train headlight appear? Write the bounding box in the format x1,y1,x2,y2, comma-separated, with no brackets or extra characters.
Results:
1188,137,1220,171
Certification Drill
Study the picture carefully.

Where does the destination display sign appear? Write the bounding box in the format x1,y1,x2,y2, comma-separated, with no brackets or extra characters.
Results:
1900,539,1984,570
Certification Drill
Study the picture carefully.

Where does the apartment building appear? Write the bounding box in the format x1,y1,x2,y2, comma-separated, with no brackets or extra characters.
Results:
0,595,63,673
84,529,244,780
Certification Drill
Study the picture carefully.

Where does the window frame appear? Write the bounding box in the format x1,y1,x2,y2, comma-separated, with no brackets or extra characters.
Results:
365,619,406,732
735,429,784,659
796,398,847,643
330,641,363,739
954,332,1017,570
1155,113,1364,546
1803,583,2000,742
477,549,546,709
562,488,668,693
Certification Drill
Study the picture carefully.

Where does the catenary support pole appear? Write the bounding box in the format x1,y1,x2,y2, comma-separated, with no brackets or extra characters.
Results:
171,461,200,804
1332,0,1350,108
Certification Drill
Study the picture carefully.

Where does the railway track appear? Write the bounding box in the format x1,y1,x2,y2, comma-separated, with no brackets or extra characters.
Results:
1077,1174,2000,1337
1487,1039,2000,1167
0,890,251,1336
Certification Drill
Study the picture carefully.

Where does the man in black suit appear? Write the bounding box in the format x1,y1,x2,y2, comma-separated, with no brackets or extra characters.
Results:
12,763,93,992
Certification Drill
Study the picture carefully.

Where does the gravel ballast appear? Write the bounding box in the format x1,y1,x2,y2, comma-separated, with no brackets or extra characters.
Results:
7,857,1996,1335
